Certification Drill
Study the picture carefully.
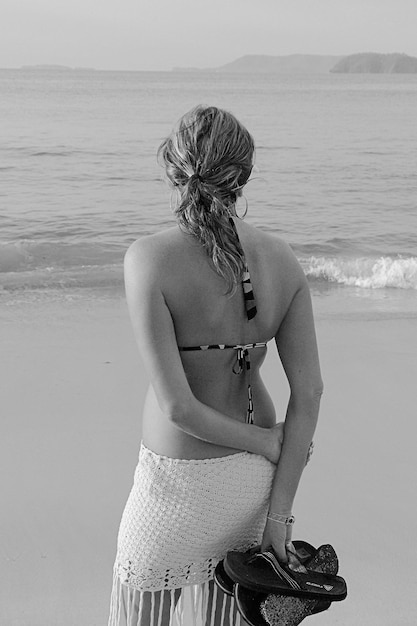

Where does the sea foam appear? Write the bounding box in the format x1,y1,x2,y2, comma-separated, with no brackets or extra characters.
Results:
303,255,417,289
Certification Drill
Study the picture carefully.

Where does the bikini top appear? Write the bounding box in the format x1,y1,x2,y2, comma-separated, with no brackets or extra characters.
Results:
178,219,267,425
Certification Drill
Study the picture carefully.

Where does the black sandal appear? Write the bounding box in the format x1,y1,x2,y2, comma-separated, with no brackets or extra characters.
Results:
214,541,317,597
224,546,347,602
233,544,340,626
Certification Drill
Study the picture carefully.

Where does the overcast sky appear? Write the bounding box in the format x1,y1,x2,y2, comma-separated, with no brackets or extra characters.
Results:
2,0,417,71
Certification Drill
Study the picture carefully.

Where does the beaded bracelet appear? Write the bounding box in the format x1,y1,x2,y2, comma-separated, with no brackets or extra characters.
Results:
266,512,295,525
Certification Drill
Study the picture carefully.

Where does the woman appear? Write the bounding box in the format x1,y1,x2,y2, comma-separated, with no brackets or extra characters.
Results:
109,106,323,626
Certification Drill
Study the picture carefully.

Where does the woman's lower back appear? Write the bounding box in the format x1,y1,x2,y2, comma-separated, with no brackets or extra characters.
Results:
141,359,277,460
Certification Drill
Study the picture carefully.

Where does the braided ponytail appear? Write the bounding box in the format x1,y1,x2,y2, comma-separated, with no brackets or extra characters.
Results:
158,106,254,293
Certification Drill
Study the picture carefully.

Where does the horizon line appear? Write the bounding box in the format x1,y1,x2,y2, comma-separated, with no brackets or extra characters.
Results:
1,51,416,73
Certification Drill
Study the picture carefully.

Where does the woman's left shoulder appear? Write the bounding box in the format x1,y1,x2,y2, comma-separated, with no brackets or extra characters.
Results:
244,224,306,290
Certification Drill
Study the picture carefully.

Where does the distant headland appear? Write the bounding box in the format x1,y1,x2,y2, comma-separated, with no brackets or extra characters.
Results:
330,53,417,73
176,52,417,74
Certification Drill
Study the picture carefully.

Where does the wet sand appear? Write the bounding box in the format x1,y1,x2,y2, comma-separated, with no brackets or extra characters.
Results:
1,291,416,625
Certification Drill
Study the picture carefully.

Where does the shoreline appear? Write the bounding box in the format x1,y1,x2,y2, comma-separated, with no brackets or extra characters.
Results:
2,279,417,319
1,291,416,625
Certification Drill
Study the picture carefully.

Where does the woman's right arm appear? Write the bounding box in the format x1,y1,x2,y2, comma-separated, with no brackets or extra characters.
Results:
124,239,282,461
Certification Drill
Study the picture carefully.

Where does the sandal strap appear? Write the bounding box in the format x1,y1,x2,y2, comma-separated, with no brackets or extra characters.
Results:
251,551,301,591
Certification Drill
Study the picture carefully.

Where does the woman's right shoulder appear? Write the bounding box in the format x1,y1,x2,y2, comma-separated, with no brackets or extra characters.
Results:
124,229,178,287
125,228,178,264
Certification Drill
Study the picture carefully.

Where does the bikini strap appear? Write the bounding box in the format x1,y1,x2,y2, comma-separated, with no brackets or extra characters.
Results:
229,218,257,321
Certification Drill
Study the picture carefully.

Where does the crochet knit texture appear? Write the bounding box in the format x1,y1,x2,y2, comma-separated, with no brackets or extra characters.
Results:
113,444,275,592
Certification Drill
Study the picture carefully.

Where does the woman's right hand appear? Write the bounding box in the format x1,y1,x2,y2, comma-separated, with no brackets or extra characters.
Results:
261,516,291,562
264,421,285,464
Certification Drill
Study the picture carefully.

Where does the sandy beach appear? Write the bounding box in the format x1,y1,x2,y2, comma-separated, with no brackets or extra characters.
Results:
1,289,416,626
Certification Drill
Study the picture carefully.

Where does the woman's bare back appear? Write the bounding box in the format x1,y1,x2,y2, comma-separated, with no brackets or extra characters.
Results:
131,218,303,459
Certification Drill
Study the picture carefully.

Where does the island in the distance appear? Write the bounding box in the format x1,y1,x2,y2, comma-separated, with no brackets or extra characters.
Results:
330,52,417,73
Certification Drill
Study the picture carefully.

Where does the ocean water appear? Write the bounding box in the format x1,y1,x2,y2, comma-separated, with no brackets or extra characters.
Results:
1,68,417,314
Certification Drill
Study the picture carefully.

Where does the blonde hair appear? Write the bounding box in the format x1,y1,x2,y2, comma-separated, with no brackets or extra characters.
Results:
158,105,254,293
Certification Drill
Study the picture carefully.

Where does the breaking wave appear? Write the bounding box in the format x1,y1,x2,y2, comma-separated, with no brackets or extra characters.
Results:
302,255,417,290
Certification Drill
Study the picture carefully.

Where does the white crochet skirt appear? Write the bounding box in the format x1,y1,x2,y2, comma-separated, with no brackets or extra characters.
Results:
108,443,275,626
